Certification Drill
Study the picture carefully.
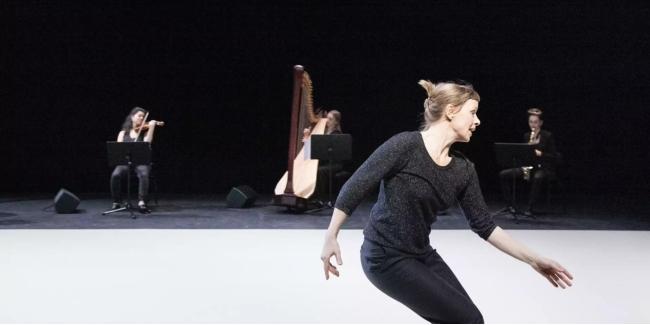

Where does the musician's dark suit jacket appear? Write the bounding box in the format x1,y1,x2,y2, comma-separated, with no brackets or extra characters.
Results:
524,129,559,171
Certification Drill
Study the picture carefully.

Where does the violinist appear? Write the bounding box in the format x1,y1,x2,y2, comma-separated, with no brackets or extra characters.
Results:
110,107,164,213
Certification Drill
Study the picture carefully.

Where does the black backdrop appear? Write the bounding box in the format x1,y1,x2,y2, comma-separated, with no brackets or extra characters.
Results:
6,1,650,199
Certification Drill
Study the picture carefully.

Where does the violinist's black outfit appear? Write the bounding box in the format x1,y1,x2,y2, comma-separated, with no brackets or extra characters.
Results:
110,132,151,204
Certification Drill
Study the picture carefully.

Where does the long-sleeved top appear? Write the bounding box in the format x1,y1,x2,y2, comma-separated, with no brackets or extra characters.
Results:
335,131,497,255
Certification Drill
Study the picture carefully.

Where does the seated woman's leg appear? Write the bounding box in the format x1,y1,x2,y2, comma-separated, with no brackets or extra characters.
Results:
110,165,129,203
316,162,344,203
528,169,555,212
499,167,523,206
134,165,151,203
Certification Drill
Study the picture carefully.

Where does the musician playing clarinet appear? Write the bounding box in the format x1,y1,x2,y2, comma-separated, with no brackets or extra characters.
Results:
499,108,559,217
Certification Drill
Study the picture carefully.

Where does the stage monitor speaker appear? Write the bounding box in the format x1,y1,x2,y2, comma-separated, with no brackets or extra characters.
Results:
227,185,258,208
54,188,80,213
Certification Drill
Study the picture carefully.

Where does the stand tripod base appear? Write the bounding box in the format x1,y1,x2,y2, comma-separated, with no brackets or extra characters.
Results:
272,194,311,212
493,206,535,223
304,200,334,214
102,205,138,219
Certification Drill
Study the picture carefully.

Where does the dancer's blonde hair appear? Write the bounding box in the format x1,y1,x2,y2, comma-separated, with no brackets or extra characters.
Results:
418,80,480,130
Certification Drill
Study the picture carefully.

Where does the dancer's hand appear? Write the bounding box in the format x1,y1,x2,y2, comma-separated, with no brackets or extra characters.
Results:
321,235,342,279
531,256,573,288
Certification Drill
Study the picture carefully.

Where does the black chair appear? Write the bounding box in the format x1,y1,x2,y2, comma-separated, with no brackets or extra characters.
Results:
334,170,352,194
149,163,159,206
544,152,566,213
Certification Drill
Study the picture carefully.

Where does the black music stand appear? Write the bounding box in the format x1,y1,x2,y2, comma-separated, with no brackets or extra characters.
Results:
308,134,352,209
493,142,535,222
102,141,151,219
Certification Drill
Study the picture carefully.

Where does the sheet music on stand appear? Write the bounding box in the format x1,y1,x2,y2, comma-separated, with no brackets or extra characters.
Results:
494,142,535,168
305,134,352,209
493,142,536,222
102,141,152,219
305,134,352,162
106,141,152,167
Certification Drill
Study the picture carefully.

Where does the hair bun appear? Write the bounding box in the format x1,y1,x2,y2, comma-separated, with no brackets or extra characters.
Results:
527,108,543,116
418,79,436,98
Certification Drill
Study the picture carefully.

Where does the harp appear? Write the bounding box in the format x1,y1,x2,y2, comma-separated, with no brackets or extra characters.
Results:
273,65,328,210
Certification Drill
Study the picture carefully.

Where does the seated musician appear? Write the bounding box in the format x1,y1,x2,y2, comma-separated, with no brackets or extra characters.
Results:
303,110,346,205
110,107,162,213
499,108,559,216
303,110,343,138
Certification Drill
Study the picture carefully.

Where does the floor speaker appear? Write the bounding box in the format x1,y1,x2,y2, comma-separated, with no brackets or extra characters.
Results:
226,185,258,208
54,188,80,213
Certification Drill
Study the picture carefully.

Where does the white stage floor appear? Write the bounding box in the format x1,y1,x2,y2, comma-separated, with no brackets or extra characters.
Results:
0,229,648,323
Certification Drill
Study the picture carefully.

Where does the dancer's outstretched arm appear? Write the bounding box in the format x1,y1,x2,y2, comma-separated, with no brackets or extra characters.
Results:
321,208,348,279
487,226,574,288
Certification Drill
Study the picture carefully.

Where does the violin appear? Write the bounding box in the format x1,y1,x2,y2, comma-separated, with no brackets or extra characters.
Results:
133,112,165,138
134,120,165,132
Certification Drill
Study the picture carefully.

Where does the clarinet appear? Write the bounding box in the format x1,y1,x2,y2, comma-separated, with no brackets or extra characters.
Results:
522,129,537,181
